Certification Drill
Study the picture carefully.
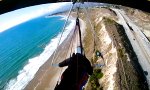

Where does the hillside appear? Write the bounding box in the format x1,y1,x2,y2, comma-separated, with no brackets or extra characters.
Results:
123,7,150,40
76,7,150,90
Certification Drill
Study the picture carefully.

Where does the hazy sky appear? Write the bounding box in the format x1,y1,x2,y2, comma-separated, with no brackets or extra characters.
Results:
0,2,72,33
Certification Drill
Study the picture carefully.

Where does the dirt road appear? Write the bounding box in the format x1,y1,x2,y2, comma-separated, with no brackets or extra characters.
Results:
113,8,150,88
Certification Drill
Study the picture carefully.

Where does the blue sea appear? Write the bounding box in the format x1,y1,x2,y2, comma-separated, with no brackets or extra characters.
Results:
0,15,73,90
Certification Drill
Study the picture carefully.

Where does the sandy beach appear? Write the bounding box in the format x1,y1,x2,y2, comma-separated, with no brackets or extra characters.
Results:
24,16,86,90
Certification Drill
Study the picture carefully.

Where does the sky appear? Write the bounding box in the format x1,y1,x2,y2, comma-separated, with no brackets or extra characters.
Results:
0,2,72,33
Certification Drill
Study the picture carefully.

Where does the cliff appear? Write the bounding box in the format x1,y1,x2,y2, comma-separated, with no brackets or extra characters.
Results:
77,7,149,90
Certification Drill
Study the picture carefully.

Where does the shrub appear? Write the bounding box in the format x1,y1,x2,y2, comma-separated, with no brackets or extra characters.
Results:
90,69,103,90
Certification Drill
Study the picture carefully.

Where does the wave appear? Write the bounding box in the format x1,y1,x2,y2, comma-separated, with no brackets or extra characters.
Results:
5,17,76,90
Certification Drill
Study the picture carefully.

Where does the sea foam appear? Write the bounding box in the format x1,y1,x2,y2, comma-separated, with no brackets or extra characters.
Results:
5,17,76,90
4,3,76,90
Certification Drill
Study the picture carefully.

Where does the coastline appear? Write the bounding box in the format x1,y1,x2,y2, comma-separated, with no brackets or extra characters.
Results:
24,16,86,90
4,15,75,90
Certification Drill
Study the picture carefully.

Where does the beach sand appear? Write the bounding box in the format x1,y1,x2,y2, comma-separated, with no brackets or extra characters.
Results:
24,17,86,90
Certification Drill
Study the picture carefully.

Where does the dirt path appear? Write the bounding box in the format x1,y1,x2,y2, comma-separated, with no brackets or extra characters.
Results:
112,8,150,88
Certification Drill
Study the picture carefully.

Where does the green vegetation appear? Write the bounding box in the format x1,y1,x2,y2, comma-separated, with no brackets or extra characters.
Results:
90,69,103,90
104,17,115,25
89,50,104,90
118,48,127,60
83,28,103,89
115,23,149,90
80,7,149,89
102,17,148,89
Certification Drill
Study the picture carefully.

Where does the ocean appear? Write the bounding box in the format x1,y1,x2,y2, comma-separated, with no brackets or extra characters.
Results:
0,15,74,90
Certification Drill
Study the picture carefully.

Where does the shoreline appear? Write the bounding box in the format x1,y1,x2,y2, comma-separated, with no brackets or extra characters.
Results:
4,16,75,90
24,16,86,90
5,15,75,90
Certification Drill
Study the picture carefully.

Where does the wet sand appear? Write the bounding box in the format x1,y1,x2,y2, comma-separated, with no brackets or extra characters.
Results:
24,18,85,90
